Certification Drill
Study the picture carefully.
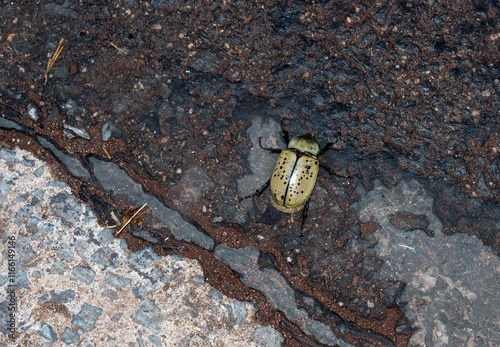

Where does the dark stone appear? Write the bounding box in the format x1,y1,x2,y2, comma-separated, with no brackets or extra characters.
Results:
61,327,80,345
389,212,429,231
104,272,132,288
38,323,57,341
89,157,214,250
71,303,103,332
127,247,161,271
37,135,91,181
132,300,164,331
70,265,96,284
50,289,76,303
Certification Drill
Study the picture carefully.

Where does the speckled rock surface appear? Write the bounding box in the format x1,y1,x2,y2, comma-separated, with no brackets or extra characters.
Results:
354,180,500,346
0,147,282,346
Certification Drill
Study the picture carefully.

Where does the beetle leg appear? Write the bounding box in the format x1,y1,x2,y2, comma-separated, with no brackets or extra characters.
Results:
318,142,333,156
258,137,282,153
239,180,270,202
318,131,341,156
300,200,310,231
320,162,349,178
282,129,290,144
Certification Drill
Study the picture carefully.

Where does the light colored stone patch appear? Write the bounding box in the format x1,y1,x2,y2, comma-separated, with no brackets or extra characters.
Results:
0,147,278,346
355,179,500,347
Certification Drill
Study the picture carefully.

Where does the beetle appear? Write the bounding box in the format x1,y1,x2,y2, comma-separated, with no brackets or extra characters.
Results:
241,131,339,225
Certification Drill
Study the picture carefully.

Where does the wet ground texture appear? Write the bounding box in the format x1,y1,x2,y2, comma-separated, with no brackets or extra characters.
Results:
1,0,499,346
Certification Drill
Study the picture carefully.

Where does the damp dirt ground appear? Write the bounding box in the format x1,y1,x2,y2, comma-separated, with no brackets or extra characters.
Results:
1,1,499,346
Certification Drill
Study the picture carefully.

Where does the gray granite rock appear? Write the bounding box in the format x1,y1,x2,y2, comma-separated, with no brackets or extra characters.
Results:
132,300,164,331
61,327,80,345
104,272,132,288
27,102,40,122
0,146,278,346
0,148,20,164
101,121,124,141
63,123,91,140
70,265,96,284
253,325,284,347
71,303,103,332
38,323,58,341
50,289,75,303
0,114,34,134
60,99,78,116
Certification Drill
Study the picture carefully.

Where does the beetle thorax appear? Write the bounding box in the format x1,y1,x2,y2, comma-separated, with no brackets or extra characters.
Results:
287,133,320,156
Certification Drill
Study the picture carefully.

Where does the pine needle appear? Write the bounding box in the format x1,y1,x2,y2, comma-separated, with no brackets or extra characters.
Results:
109,42,128,55
44,38,67,85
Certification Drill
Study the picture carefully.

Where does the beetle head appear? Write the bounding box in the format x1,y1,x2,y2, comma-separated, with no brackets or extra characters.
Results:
288,133,320,156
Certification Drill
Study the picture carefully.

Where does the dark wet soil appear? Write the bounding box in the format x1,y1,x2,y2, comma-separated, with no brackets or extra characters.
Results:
1,1,499,346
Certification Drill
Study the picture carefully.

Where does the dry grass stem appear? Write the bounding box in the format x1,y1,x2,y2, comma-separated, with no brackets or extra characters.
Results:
109,42,128,54
44,38,67,85
115,203,148,236
102,144,112,159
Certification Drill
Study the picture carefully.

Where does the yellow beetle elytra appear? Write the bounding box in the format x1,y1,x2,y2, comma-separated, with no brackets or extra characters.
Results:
241,132,337,222
270,134,320,212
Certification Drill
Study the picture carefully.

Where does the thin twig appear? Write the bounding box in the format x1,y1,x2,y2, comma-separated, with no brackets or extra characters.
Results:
115,203,148,236
102,144,112,159
26,256,42,267
45,38,67,85
109,42,128,55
